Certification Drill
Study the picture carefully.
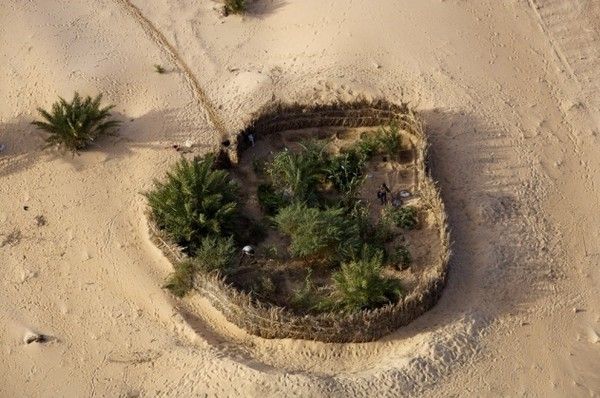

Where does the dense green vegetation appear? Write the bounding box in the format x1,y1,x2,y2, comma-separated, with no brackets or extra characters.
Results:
32,92,120,153
148,126,418,312
274,203,361,262
331,249,403,312
145,155,239,254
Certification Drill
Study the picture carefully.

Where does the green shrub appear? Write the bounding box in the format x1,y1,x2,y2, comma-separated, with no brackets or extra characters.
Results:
325,150,367,198
390,244,412,269
331,249,402,312
377,123,402,158
257,183,288,215
194,236,236,273
267,142,326,203
274,202,361,261
154,64,166,74
32,92,120,153
384,205,418,230
224,0,246,14
163,260,195,297
352,123,403,160
145,155,239,253
355,131,381,158
372,215,396,243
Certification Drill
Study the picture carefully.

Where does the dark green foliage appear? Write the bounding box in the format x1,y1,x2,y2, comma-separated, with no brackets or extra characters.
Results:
257,183,288,215
193,236,236,274
390,244,412,269
325,149,367,199
145,155,239,253
224,0,246,14
266,142,326,203
32,92,120,153
274,202,361,261
331,249,403,313
154,64,166,74
163,260,195,297
384,205,418,230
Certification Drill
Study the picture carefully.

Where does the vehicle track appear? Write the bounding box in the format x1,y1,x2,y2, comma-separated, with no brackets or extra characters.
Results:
114,0,229,142
528,0,600,125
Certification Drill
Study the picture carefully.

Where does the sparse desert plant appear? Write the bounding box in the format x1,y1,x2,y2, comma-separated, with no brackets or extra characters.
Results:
291,268,320,312
257,183,288,215
145,154,239,253
274,202,361,261
193,236,236,274
390,244,412,269
248,273,276,299
224,0,246,15
331,248,402,312
163,260,195,297
32,92,120,153
154,64,166,74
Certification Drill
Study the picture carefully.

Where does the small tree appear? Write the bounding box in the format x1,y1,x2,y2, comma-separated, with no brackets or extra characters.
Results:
331,249,402,312
145,155,239,254
32,92,120,153
274,202,361,261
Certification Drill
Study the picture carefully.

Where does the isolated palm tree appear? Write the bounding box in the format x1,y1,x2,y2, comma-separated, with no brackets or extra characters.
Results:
32,92,120,153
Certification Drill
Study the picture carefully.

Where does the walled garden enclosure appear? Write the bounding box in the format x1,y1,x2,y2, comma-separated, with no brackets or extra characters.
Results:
148,100,450,343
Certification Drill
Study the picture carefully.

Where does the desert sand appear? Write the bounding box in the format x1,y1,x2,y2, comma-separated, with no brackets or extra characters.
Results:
1,0,599,396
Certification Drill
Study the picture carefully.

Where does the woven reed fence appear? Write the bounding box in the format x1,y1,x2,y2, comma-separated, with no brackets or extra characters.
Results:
149,100,451,343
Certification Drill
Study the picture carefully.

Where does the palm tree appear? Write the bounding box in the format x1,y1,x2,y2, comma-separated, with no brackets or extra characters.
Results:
331,249,402,312
145,155,239,254
267,141,326,203
32,92,120,153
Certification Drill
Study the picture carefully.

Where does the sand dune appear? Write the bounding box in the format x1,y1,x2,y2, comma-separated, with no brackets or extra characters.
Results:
1,0,598,396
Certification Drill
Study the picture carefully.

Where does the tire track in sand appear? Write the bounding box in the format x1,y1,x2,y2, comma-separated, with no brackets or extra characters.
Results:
114,0,228,142
527,0,600,125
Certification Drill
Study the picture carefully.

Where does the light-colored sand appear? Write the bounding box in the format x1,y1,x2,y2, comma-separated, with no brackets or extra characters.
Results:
1,0,599,396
